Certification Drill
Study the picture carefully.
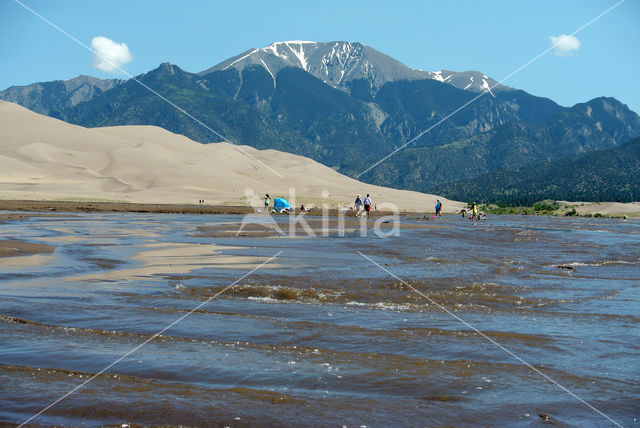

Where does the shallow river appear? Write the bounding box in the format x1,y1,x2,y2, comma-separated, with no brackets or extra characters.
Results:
0,212,638,426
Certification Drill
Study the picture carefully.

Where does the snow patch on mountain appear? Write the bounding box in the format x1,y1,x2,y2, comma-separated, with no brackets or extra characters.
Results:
481,79,495,97
264,43,288,61
430,70,454,83
431,71,445,82
260,59,276,89
286,42,308,70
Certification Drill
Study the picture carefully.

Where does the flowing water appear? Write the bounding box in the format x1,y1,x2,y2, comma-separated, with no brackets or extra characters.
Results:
0,212,638,426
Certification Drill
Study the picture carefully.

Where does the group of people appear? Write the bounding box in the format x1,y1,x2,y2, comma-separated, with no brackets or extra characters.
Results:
263,192,375,217
459,202,485,220
433,199,485,221
263,192,484,221
353,194,373,217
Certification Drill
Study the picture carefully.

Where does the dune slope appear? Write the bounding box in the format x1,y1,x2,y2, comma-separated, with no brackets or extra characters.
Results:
0,101,462,212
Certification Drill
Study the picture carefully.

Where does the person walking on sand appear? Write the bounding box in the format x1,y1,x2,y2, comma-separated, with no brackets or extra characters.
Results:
354,194,363,217
264,194,270,211
363,194,372,218
435,199,442,218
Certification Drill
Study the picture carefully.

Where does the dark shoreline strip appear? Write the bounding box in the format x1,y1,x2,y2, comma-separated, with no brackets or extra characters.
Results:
0,199,405,217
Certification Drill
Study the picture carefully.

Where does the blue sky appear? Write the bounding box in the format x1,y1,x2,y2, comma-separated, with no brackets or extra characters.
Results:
2,0,639,113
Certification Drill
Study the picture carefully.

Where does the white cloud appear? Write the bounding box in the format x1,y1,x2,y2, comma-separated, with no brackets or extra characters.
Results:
91,36,133,72
549,34,581,56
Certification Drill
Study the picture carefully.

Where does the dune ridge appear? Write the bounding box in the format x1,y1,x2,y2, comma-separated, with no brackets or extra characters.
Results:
0,101,463,212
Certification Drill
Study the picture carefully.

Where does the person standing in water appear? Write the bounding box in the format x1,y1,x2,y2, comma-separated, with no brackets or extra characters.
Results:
471,202,479,220
363,194,372,218
435,199,442,218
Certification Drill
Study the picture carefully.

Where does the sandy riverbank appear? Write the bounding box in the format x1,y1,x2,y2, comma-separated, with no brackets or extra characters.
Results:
0,199,256,215
3,198,639,220
0,199,430,217
562,201,640,217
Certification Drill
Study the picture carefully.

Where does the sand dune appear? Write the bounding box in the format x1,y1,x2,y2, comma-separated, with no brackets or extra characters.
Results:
0,101,464,212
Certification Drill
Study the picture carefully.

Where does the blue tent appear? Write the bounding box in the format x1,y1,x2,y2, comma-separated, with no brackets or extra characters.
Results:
273,198,292,211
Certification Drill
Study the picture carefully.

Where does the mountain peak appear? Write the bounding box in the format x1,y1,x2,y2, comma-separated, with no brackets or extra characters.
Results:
200,41,505,94
146,62,187,77
159,61,175,70
202,40,426,90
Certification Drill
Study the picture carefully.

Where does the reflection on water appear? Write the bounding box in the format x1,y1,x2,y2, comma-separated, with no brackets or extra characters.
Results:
0,213,639,426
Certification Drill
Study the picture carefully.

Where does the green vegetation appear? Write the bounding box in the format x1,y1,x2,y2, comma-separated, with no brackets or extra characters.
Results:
434,136,640,205
565,208,578,216
481,204,543,215
480,202,610,218
534,200,560,213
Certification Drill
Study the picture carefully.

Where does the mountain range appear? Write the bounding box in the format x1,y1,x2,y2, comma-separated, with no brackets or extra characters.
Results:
0,74,123,115
2,40,639,203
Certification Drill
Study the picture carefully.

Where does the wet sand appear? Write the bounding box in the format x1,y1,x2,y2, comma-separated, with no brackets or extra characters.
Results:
0,199,256,215
0,239,54,258
0,212,65,222
66,242,280,282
